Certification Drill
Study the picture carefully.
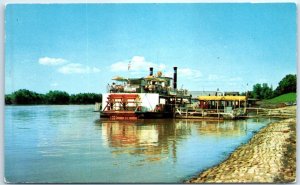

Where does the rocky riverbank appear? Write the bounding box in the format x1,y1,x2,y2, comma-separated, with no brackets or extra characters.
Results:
187,117,296,183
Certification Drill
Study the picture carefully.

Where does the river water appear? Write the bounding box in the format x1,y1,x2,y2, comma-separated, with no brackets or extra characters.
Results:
5,105,276,183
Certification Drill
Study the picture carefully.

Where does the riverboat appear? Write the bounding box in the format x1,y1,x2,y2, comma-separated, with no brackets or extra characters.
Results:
99,67,248,120
100,67,192,120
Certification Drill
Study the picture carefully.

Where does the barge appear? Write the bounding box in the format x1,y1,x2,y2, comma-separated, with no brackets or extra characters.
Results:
175,95,247,119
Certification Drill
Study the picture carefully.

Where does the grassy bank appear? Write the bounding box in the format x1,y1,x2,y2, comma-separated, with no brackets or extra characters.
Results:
257,93,296,109
264,92,296,104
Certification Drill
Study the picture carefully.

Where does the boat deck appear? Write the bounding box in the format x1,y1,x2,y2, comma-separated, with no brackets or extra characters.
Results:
101,110,138,120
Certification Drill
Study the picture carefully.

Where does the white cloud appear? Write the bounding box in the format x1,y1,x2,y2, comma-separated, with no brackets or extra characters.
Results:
110,56,166,72
110,61,129,72
163,71,173,78
58,63,100,74
39,57,101,75
39,57,67,66
178,68,202,79
110,56,203,82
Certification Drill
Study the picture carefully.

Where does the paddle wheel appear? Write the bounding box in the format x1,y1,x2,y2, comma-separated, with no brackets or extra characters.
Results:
102,94,140,120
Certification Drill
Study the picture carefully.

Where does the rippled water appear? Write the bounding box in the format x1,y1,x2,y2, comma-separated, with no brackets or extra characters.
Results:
5,105,276,183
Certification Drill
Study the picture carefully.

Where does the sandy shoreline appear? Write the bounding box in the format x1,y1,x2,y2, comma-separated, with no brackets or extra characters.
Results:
186,109,296,183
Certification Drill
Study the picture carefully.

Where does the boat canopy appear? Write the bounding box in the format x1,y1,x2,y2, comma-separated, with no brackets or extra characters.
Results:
198,96,247,101
112,76,128,81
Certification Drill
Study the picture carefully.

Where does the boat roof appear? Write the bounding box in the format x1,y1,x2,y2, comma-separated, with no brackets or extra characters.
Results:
112,76,172,82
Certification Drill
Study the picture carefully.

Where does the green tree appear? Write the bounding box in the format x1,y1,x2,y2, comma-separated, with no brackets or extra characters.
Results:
252,84,262,99
252,83,273,100
261,83,273,99
5,89,102,105
275,74,296,96
70,93,102,104
10,89,45,104
5,94,13,105
45,90,70,104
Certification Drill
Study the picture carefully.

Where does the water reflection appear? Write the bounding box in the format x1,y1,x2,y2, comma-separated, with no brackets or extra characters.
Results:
193,120,248,136
99,119,191,163
98,119,248,164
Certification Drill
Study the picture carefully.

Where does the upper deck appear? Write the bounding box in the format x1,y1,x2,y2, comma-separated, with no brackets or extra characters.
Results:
107,67,190,97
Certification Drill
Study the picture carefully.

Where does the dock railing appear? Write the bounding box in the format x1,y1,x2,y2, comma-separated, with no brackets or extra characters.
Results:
245,107,296,118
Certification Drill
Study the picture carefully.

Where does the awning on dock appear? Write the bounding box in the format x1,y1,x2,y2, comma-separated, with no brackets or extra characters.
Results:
198,96,247,101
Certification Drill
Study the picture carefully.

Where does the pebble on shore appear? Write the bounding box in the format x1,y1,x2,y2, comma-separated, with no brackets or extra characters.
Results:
186,117,296,183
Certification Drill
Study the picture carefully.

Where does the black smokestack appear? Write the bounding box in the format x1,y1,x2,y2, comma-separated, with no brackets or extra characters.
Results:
173,67,177,89
150,67,153,76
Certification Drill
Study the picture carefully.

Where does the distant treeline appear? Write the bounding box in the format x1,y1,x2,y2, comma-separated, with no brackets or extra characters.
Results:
5,74,296,104
243,74,296,100
5,89,102,105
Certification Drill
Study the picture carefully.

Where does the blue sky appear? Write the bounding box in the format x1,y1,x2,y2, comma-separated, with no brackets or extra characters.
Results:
5,3,296,94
